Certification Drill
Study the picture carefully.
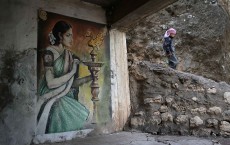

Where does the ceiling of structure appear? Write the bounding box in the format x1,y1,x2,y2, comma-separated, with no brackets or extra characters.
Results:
81,0,118,8
81,0,178,31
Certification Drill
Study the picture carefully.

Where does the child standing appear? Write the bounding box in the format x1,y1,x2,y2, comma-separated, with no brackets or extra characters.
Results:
163,28,178,69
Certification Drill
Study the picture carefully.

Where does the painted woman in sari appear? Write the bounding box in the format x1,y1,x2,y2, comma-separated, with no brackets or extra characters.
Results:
37,21,91,134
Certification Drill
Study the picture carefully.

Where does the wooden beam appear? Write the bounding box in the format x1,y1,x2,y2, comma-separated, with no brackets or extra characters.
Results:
108,0,178,31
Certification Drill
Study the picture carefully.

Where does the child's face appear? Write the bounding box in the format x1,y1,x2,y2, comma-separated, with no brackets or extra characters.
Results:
170,33,176,37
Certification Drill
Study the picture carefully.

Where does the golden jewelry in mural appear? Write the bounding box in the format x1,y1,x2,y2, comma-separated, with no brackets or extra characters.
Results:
38,9,47,21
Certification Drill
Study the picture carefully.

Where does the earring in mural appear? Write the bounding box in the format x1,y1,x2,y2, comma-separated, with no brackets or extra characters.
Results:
84,29,106,123
48,32,56,45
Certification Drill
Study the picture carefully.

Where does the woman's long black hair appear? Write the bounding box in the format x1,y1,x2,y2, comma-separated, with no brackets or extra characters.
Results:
52,21,72,45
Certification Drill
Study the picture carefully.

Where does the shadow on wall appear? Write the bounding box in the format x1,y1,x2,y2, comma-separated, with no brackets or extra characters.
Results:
0,48,37,145
0,45,19,112
0,84,12,112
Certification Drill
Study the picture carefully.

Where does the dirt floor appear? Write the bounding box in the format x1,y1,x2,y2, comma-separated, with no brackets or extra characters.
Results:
37,131,230,145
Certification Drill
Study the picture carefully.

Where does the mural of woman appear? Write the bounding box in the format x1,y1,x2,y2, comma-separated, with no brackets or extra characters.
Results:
37,21,91,135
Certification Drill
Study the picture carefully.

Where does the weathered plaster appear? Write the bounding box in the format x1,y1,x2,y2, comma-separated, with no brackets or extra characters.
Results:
0,0,106,52
0,1,107,145
0,49,37,145
110,29,131,131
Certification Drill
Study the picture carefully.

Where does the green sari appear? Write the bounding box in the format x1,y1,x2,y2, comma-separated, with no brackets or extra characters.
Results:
38,51,89,134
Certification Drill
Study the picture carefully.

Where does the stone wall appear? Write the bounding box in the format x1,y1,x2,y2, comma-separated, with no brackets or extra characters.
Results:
126,0,230,137
219,0,230,14
128,61,230,137
126,0,230,83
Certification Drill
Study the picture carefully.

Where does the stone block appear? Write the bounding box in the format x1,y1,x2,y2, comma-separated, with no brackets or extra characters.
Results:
172,103,186,112
166,97,173,105
175,115,188,124
149,116,161,125
153,111,160,116
131,117,145,128
161,112,173,122
172,83,179,89
206,119,219,128
220,121,230,133
159,105,168,113
191,107,207,115
192,97,198,102
207,107,222,115
144,98,154,104
190,116,203,127
207,87,217,94
134,111,145,116
224,92,230,104
220,121,230,137
223,110,230,121
144,95,163,104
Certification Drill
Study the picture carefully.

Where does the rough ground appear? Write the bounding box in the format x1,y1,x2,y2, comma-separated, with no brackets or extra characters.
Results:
36,132,229,145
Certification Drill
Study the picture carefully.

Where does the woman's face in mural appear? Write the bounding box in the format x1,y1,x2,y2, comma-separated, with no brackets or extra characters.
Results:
61,28,73,48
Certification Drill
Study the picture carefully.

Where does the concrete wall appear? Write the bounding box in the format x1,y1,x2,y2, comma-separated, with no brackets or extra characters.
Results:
0,0,106,53
0,0,130,145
